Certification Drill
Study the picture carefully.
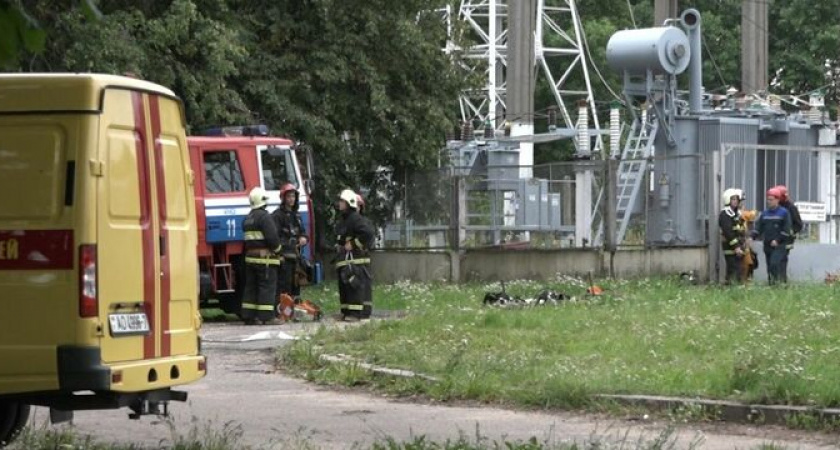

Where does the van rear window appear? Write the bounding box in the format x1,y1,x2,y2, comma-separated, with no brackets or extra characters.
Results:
0,125,66,221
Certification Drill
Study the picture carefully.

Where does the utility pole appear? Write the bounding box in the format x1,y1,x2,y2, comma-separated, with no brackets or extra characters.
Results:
741,0,768,93
508,0,536,178
654,0,678,26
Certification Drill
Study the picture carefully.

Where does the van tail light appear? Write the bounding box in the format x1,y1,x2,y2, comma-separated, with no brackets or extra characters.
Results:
79,245,98,318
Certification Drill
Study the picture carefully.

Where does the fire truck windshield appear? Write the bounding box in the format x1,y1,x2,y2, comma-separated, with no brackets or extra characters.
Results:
260,146,298,191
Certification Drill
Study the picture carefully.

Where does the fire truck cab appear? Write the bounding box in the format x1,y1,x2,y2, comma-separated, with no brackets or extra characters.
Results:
188,127,317,314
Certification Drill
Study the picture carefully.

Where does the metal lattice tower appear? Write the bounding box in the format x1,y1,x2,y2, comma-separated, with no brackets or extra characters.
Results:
443,1,508,129
444,0,601,148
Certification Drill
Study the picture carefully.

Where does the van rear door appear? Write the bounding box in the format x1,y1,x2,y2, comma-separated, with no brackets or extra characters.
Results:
97,89,198,364
96,89,156,363
149,95,199,358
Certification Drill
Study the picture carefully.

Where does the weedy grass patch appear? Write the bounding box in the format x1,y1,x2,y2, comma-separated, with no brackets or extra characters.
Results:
8,422,791,450
281,278,840,409
6,419,252,450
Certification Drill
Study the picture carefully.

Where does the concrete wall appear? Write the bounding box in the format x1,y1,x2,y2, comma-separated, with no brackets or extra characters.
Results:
460,249,600,281
370,251,452,283
611,247,709,280
368,247,710,283
750,243,840,282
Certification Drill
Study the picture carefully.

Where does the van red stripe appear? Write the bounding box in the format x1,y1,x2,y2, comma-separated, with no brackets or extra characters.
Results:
132,92,156,359
149,95,171,357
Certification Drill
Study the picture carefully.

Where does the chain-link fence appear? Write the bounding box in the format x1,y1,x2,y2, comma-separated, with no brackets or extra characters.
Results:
716,144,840,245
381,145,840,254
382,162,607,250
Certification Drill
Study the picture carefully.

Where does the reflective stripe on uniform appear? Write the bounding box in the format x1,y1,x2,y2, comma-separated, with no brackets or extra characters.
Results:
242,302,275,311
342,304,365,311
723,250,736,255
728,238,739,245
244,231,265,240
335,257,371,268
354,238,365,251
245,257,281,265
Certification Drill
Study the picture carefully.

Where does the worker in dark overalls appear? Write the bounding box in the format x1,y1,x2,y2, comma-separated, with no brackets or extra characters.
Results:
335,189,375,321
774,185,803,282
272,183,307,302
241,187,283,325
754,187,793,285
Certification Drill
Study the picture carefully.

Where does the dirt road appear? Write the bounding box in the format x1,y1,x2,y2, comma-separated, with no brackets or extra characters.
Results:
39,322,838,449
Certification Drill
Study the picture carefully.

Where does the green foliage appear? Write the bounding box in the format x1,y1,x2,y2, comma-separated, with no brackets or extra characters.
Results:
0,1,46,68
7,0,463,238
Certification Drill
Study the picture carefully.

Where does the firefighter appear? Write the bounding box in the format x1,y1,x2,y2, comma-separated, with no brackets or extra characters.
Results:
774,185,803,281
335,189,375,321
272,183,308,302
718,188,746,284
241,187,283,325
754,187,793,285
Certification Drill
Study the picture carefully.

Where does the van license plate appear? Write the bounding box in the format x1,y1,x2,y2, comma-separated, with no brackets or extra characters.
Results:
109,313,150,336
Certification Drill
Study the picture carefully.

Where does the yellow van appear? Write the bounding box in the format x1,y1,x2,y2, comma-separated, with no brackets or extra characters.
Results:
0,74,206,445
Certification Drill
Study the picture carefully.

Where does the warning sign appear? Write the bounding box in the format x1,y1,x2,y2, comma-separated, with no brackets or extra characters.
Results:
795,202,827,223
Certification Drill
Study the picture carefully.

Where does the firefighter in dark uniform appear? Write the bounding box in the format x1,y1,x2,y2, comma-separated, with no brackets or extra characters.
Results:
775,185,803,282
754,187,793,285
335,189,375,321
718,188,747,284
241,187,283,325
272,183,308,301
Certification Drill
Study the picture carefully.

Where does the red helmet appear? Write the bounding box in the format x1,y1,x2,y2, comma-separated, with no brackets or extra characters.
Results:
773,185,789,201
766,187,783,199
279,183,299,206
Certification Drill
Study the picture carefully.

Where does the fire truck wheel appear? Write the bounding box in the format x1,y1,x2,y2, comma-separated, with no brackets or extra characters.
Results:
0,402,29,447
218,292,242,316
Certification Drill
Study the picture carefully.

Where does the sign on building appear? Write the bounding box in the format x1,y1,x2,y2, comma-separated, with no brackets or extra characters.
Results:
796,202,827,222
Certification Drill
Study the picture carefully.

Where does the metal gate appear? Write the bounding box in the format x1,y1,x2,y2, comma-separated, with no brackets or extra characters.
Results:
710,144,840,282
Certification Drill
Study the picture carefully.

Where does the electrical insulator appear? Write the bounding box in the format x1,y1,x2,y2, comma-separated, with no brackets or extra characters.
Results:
461,121,474,141
483,119,494,138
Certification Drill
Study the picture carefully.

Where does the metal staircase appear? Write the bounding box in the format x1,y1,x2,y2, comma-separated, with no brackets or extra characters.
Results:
593,111,659,246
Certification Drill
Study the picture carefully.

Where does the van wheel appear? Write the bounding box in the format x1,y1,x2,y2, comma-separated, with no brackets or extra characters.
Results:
0,402,29,447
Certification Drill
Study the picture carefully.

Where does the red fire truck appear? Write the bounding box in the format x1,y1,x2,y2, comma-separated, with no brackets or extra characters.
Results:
188,125,318,314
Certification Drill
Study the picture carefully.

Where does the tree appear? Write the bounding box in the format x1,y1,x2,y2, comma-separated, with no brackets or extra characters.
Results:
0,1,46,68
232,0,463,244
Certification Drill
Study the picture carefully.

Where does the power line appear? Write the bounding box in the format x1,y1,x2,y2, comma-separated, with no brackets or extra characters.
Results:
702,33,729,91
625,0,637,29
739,4,770,35
578,13,624,104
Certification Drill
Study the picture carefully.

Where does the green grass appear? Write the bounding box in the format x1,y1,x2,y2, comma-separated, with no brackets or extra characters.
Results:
6,422,788,450
200,307,239,322
7,420,248,450
281,278,840,409
199,282,407,321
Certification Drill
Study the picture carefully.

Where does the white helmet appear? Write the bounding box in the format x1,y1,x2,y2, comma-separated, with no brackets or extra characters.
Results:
339,189,358,209
249,187,269,209
722,188,744,206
